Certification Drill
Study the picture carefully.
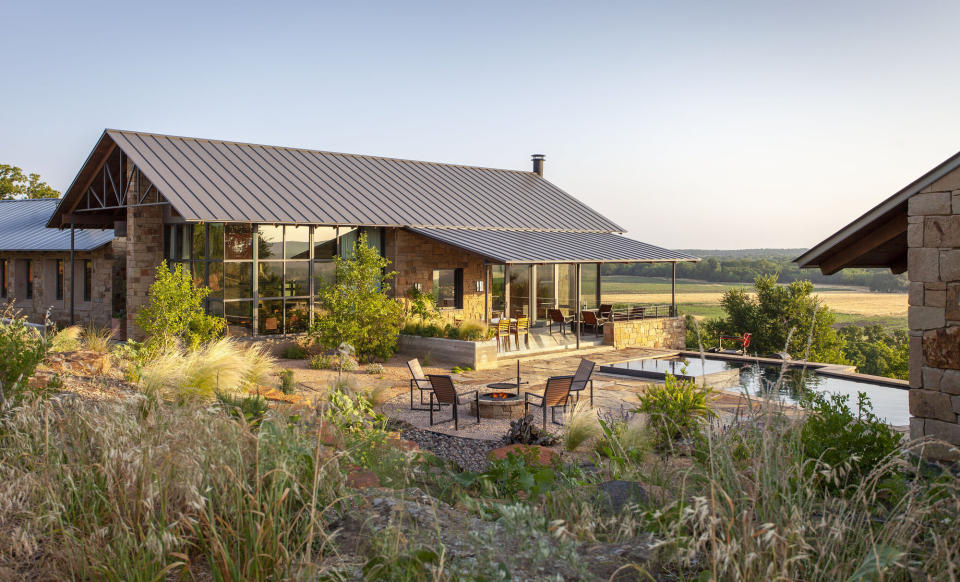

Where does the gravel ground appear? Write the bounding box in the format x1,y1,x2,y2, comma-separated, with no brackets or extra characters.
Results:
390,419,507,472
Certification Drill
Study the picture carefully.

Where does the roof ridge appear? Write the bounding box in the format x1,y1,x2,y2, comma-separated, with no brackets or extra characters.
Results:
0,198,59,203
106,129,539,176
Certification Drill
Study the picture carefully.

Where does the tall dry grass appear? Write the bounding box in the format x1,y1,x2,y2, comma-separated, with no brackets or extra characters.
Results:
0,396,343,580
563,400,601,452
139,338,277,402
81,324,113,353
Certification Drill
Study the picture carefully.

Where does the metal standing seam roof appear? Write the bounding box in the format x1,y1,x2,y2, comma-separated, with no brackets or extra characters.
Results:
59,129,625,232
409,227,699,264
0,199,114,252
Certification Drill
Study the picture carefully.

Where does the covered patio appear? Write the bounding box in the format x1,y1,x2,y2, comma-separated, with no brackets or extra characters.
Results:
410,227,699,351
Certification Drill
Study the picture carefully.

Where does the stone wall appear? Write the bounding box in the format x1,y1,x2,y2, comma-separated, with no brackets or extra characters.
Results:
603,317,685,350
908,174,960,461
0,241,120,328
384,228,487,322
125,172,165,339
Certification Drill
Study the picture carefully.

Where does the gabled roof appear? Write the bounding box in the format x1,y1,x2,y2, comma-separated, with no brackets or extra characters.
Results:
0,199,114,252
795,149,960,274
50,129,625,233
410,227,699,264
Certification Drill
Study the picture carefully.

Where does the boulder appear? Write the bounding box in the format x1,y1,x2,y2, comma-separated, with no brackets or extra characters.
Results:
598,480,649,512
46,350,111,376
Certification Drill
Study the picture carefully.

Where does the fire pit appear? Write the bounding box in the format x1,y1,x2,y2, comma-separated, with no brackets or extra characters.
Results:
470,391,525,419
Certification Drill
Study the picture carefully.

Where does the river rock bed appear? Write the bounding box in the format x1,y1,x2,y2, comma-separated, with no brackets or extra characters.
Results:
391,420,506,472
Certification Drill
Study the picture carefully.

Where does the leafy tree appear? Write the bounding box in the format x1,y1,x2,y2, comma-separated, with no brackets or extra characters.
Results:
707,274,845,361
135,261,226,351
0,164,60,199
0,306,47,404
837,324,908,380
311,233,403,360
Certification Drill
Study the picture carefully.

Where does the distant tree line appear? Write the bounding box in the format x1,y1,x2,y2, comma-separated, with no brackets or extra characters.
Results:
604,256,907,292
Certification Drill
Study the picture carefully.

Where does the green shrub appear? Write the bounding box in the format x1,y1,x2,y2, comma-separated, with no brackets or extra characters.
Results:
278,369,295,394
279,344,309,359
799,391,903,491
310,233,404,361
48,325,81,352
0,307,47,403
216,391,269,426
309,354,333,370
457,319,491,341
135,260,226,352
367,362,385,375
635,371,714,450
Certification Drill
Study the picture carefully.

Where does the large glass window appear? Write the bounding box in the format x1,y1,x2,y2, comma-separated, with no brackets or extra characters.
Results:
557,264,577,314
433,269,462,309
258,261,284,298
225,301,253,337
224,262,253,299
286,300,309,333
508,265,529,317
56,259,64,300
581,263,599,309
285,225,310,259
313,227,337,259
360,227,382,254
257,225,283,260
285,262,309,296
225,224,254,260
258,299,283,335
208,223,224,260
490,265,505,317
339,227,359,258
536,264,555,321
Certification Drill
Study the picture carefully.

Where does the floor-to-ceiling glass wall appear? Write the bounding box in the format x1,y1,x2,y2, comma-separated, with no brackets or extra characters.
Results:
557,264,578,316
535,264,555,323
490,265,505,318
508,265,530,318
165,223,382,336
580,263,600,309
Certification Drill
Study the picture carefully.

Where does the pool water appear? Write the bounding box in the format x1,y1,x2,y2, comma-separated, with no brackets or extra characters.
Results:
611,357,910,426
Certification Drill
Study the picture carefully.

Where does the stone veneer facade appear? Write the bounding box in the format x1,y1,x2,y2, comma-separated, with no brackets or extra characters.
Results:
0,240,124,329
603,317,686,350
908,167,960,461
384,228,488,322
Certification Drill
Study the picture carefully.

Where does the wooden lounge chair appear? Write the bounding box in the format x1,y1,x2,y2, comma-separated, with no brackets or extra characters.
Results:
581,310,606,336
548,308,573,336
495,318,511,351
524,376,573,430
408,358,444,411
512,316,530,349
599,304,613,319
568,359,596,407
427,374,480,430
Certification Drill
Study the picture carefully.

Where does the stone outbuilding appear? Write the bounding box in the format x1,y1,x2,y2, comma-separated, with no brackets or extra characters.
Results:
797,150,960,461
0,198,122,331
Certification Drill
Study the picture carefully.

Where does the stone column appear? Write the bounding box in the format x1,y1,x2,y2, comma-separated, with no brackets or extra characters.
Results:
125,168,164,340
908,187,960,461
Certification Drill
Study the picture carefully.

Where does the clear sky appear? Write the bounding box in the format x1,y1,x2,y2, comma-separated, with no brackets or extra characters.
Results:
3,0,960,249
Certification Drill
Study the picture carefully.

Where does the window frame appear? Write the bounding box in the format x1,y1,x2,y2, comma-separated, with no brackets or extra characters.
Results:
432,268,463,310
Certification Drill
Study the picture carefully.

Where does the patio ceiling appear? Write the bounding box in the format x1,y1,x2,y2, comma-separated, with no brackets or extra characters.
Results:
408,227,699,264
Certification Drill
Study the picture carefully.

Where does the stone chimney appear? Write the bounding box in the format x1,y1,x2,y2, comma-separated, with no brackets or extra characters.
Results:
531,154,545,177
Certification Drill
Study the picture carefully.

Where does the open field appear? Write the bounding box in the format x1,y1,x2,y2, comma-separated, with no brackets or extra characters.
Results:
600,276,907,329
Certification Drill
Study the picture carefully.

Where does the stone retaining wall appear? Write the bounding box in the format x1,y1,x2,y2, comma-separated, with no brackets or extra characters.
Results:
396,334,498,370
603,317,685,350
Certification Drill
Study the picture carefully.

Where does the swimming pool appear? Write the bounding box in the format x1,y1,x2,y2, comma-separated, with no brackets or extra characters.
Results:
606,357,910,426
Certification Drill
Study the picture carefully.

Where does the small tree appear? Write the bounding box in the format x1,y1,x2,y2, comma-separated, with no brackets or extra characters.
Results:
135,261,225,351
708,274,844,362
311,233,403,361
0,305,47,404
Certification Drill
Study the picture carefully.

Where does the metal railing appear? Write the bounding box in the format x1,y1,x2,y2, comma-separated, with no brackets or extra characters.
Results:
606,303,676,321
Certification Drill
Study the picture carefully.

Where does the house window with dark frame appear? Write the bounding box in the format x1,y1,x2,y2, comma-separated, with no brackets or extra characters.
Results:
25,260,33,299
83,260,92,302
433,268,463,309
56,259,64,300
0,259,6,299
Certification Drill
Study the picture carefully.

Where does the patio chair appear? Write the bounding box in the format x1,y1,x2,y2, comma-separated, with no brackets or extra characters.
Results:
512,316,530,349
599,304,613,319
581,310,606,336
547,308,573,336
568,359,596,407
495,318,511,351
408,358,444,412
427,374,480,430
524,375,574,430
